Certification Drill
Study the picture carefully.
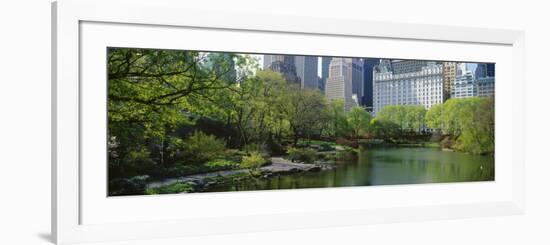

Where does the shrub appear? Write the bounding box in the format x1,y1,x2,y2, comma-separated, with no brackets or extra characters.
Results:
287,147,317,163
144,182,194,195
182,131,226,164
241,152,267,169
205,159,239,170
109,175,149,196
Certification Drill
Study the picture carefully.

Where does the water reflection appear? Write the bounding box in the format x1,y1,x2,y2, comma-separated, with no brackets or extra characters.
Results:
204,147,495,193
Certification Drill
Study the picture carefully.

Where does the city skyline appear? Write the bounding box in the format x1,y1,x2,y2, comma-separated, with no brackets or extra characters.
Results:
259,52,493,113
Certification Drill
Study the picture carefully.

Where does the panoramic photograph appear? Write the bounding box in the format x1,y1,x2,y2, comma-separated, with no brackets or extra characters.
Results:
107,47,495,196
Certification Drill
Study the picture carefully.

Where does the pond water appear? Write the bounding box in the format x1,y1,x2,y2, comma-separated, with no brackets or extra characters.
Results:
202,147,495,193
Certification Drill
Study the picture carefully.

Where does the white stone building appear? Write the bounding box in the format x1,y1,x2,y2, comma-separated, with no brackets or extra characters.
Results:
373,60,444,114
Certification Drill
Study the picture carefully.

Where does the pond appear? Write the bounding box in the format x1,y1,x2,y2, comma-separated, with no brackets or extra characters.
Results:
202,147,495,193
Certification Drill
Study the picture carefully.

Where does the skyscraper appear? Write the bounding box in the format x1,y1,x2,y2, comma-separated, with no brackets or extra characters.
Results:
295,56,319,89
442,62,457,101
362,58,379,109
351,58,364,104
325,58,356,112
263,54,301,84
321,56,332,90
475,63,496,79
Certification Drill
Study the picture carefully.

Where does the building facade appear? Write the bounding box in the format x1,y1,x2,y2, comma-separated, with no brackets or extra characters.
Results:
325,58,356,111
373,60,444,114
452,63,495,98
321,56,332,92
362,58,379,110
442,62,457,101
263,54,301,84
451,70,476,98
351,58,364,104
295,56,319,89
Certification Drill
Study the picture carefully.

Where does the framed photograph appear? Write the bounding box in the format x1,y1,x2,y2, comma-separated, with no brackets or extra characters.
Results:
52,0,525,244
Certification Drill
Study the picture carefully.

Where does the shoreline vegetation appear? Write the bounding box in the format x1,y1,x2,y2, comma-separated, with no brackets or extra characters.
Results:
107,48,494,196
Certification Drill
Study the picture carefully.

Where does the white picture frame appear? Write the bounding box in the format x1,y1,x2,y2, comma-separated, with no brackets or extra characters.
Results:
52,0,525,244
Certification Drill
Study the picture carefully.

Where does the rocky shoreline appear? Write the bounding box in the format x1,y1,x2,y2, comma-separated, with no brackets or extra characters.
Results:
146,157,334,191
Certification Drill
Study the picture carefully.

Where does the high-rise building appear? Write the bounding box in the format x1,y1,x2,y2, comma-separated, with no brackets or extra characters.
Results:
351,58,364,103
321,57,332,90
325,58,356,111
442,62,457,101
263,54,301,84
373,60,444,114
477,76,495,97
453,62,495,99
362,58,379,109
295,56,319,89
452,70,476,98
317,76,325,92
475,63,487,79
475,63,496,79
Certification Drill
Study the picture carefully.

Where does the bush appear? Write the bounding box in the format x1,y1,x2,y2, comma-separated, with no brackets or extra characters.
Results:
287,147,317,163
205,159,239,170
109,175,149,196
182,131,226,164
241,152,267,169
144,182,194,195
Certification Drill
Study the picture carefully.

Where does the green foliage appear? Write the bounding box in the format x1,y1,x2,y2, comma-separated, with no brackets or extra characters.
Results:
204,159,239,169
144,182,194,195
426,97,494,154
182,131,226,164
109,175,149,196
425,103,444,130
287,147,318,163
283,88,330,145
240,152,267,169
346,106,372,138
376,105,426,133
368,118,400,140
327,100,351,137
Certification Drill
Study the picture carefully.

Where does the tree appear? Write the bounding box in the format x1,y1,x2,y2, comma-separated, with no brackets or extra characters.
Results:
426,103,444,132
346,107,372,138
327,100,350,138
283,88,328,145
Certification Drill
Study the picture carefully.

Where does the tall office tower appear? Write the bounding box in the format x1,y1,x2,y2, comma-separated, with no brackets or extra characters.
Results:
373,60,444,114
442,62,457,101
351,58,364,104
475,63,488,79
325,58,356,112
475,63,496,79
486,63,495,77
295,56,319,89
317,76,325,92
321,56,332,89
362,58,379,110
263,54,301,84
